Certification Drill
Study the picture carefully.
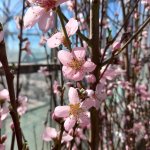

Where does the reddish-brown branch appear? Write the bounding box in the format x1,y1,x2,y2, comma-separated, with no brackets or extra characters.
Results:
0,27,23,149
90,0,100,149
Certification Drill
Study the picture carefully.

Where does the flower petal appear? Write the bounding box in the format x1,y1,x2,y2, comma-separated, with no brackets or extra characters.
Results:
54,106,70,118
79,113,90,127
38,11,54,32
47,32,63,48
0,144,5,150
0,89,9,101
62,66,76,79
58,50,73,66
72,70,85,81
83,61,96,72
80,98,95,111
23,6,45,29
68,87,80,104
62,133,73,142
76,128,87,140
1,107,9,120
65,18,78,36
72,47,86,61
42,127,57,142
64,116,76,131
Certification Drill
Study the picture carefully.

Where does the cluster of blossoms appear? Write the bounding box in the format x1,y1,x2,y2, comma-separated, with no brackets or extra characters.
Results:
22,1,102,146
42,126,86,149
14,0,150,149
1,83,29,150
0,89,9,149
0,89,28,149
0,89,28,117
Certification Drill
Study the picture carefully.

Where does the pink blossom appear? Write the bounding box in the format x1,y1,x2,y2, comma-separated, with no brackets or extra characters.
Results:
0,144,5,150
86,89,94,97
54,87,95,131
100,66,125,81
47,18,78,48
136,84,147,91
17,96,28,116
22,41,32,55
38,11,54,32
136,84,150,101
95,83,107,101
74,128,86,141
131,58,137,65
0,107,9,129
117,81,132,91
142,31,148,38
23,7,54,32
23,6,45,29
134,12,139,19
31,0,68,9
69,128,86,142
67,128,86,147
58,47,96,81
23,0,68,31
66,0,75,11
107,90,112,96
0,31,4,43
0,89,9,103
61,132,73,143
42,127,57,141
132,122,146,136
42,126,73,142
85,74,96,83
112,41,121,52
53,80,61,95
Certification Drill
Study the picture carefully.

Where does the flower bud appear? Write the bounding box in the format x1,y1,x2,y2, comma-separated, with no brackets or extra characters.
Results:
85,74,96,83
112,41,121,53
0,135,7,144
10,122,14,131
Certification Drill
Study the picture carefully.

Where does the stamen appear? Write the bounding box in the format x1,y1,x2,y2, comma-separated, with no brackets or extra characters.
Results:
35,0,58,10
69,59,83,70
69,103,83,117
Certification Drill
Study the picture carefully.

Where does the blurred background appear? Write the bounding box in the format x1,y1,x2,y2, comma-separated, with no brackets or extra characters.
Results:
0,0,149,149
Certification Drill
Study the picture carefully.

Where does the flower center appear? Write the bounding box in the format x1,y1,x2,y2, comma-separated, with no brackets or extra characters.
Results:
69,59,83,70
36,0,58,10
69,103,83,117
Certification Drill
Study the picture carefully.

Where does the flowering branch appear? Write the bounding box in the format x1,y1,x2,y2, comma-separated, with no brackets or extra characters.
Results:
16,0,26,99
56,7,72,51
0,23,23,150
102,16,150,66
58,9,92,46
